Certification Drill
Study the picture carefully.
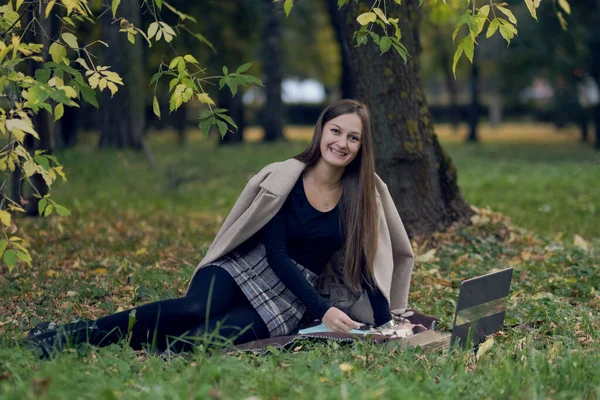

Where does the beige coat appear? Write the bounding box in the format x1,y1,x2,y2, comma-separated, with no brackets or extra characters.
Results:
187,158,414,323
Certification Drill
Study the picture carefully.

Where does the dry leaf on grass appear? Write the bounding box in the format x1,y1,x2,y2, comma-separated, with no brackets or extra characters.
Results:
476,336,494,360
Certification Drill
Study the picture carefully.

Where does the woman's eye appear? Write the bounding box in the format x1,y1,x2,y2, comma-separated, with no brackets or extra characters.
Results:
351,136,359,142
331,128,340,134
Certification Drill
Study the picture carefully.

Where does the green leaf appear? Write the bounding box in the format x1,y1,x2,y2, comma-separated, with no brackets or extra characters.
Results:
222,65,229,75
16,251,32,263
80,86,98,108
127,310,137,335
111,0,120,17
486,18,500,38
44,204,54,216
0,240,7,259
54,204,71,217
61,32,79,49
236,62,253,74
153,95,161,118
369,31,381,45
216,120,228,138
184,54,199,64
54,103,64,121
217,113,238,130
49,42,67,64
34,155,50,171
379,36,392,54
224,77,237,96
38,198,47,216
283,0,293,17
4,250,17,267
35,69,51,84
392,44,408,63
154,0,162,9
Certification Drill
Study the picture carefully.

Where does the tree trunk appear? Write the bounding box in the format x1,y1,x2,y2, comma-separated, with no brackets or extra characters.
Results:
325,0,357,100
436,32,460,131
60,105,79,148
218,89,246,144
467,54,480,143
578,107,589,144
594,103,600,150
99,0,145,149
339,0,471,236
261,0,284,142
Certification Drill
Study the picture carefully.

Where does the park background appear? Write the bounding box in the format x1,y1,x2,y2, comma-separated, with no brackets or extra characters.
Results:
0,0,599,398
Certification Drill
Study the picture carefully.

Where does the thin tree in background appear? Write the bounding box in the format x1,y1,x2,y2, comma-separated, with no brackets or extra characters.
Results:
261,0,284,142
99,0,145,149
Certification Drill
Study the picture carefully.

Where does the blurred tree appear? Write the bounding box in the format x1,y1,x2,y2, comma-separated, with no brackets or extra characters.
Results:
325,0,355,99
498,1,599,148
338,0,472,236
261,0,284,142
99,0,145,149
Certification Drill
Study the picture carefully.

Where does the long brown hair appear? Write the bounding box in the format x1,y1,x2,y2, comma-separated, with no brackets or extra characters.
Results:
294,99,378,290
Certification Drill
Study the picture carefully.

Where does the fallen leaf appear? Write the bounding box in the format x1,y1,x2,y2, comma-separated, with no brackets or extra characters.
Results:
91,268,108,275
416,249,439,263
66,291,77,297
339,363,353,372
476,336,494,360
573,235,589,251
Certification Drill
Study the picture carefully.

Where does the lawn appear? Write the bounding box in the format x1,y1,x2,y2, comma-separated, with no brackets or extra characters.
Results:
0,124,598,399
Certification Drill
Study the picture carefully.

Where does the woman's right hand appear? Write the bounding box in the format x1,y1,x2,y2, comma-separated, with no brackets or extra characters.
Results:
322,307,361,332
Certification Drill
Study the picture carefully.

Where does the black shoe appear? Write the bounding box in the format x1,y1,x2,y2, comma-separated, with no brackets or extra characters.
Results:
23,320,102,359
27,318,93,338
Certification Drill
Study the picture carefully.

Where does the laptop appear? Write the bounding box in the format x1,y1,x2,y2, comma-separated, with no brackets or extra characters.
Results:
449,267,514,347
299,267,514,351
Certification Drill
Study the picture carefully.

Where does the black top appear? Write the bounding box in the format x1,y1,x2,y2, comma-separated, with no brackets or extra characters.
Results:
261,176,392,326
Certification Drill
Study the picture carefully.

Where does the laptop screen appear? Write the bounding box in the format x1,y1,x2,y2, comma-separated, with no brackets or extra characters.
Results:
451,268,514,347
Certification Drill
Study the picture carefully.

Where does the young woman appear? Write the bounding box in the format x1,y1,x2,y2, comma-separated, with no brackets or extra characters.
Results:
26,99,414,357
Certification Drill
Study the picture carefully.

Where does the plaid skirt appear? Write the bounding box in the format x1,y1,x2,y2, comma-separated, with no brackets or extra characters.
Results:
206,242,319,338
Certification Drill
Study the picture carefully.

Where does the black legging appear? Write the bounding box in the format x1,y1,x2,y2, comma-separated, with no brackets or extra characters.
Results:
90,266,269,352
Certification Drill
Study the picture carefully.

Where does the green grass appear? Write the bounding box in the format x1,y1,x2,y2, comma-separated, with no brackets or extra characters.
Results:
444,142,600,240
0,133,599,399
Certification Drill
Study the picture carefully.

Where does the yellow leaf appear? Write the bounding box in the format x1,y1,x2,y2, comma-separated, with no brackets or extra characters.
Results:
153,95,161,118
196,93,215,105
573,235,589,251
106,82,118,96
54,103,64,121
135,247,147,256
415,249,438,263
45,0,56,17
61,32,79,49
183,54,199,64
0,210,11,227
88,73,99,89
476,336,494,360
558,0,570,15
373,8,389,24
356,12,377,26
91,267,108,275
339,363,353,372
6,119,39,139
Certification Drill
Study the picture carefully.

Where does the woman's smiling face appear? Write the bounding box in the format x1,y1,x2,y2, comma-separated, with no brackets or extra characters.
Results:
319,113,363,169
